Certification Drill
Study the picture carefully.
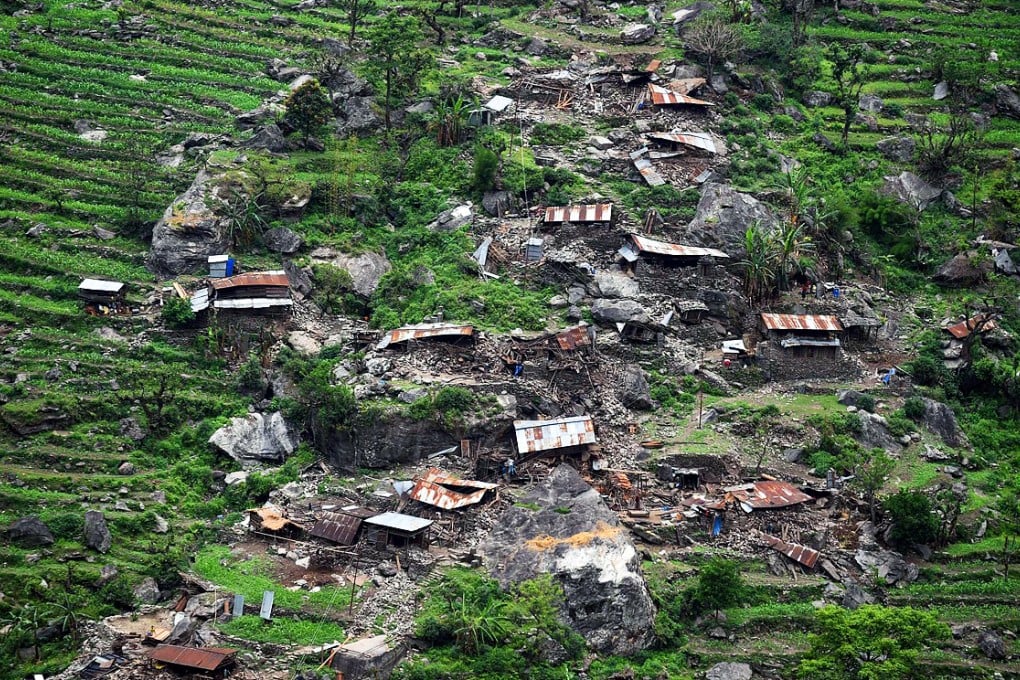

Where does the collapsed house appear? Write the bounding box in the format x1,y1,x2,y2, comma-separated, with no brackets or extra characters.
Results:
376,323,475,351
645,131,717,156
247,506,302,538
512,415,601,471
646,83,713,108
725,481,813,513
542,203,614,227
408,468,498,510
309,507,378,546
618,234,729,280
78,278,126,315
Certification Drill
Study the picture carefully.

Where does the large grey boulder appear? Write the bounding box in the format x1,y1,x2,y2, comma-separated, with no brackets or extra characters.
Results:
803,91,832,108
243,123,288,152
994,84,1020,119
208,412,298,466
920,398,967,448
876,135,915,163
977,630,1007,660
147,170,231,278
84,510,112,553
856,412,902,454
5,516,54,547
335,252,391,297
882,171,941,210
264,226,303,254
854,548,918,585
133,577,161,605
620,23,655,44
593,272,638,299
683,182,781,257
706,663,753,680
933,252,992,286
591,299,649,325
481,465,656,655
858,93,883,113
336,96,380,134
324,407,458,470
617,364,653,410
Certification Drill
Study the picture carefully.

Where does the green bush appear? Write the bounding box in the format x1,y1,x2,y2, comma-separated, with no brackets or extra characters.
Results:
45,512,84,541
856,394,876,413
884,490,939,548
161,297,196,328
530,122,585,146
472,145,499,195
903,396,926,420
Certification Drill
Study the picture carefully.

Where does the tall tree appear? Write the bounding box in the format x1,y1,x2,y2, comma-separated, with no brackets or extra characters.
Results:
825,43,870,150
853,449,894,523
366,13,429,133
340,0,376,45
683,14,744,81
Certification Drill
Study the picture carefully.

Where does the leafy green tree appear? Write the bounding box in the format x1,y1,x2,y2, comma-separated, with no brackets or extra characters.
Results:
690,558,744,616
798,605,947,680
283,79,333,145
339,0,376,44
853,449,895,524
884,490,938,549
366,13,429,132
825,43,870,150
740,221,777,305
311,263,355,318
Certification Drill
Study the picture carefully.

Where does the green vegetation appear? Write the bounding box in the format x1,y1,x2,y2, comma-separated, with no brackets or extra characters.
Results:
218,615,346,646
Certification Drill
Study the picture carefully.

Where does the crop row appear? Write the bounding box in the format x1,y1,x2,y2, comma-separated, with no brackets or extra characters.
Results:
0,237,149,281
2,145,180,190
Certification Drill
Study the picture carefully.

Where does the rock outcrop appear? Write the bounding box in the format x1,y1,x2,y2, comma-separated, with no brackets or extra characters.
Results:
882,171,942,211
683,182,781,257
311,249,392,297
617,364,653,411
920,398,968,448
208,412,299,465
147,170,231,278
84,510,112,553
323,408,458,471
4,516,55,547
480,465,656,655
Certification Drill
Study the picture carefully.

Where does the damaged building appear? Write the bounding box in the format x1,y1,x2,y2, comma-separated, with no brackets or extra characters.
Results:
512,415,601,471
376,323,475,351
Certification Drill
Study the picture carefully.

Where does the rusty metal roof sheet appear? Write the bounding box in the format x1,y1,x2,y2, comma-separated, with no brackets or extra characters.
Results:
555,325,591,350
645,59,662,72
646,131,717,154
761,313,843,332
147,646,236,671
376,323,474,350
210,271,289,290
421,468,498,490
647,83,713,106
728,481,813,510
410,479,489,510
364,512,433,533
762,533,820,568
514,415,597,453
945,313,997,339
633,156,666,186
309,511,364,545
628,234,729,259
543,203,613,224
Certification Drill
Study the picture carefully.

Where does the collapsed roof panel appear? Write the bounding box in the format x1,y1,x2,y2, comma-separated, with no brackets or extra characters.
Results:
647,83,713,107
376,323,475,350
727,481,813,511
484,95,514,112
622,234,729,259
633,156,666,186
646,131,717,154
762,533,821,568
514,415,597,453
945,313,997,339
555,325,592,350
543,203,613,224
309,511,367,545
146,646,237,672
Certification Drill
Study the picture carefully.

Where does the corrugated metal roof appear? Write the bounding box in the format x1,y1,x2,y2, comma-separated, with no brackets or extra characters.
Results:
646,131,717,154
79,278,124,293
761,313,843,332
376,323,475,350
364,512,433,533
190,288,210,312
762,533,820,568
484,95,514,112
647,83,713,106
945,313,997,339
727,481,812,510
146,646,236,671
210,271,289,290
514,415,597,453
628,234,729,259
420,468,498,490
645,59,662,72
213,297,293,309
633,157,666,186
410,480,489,510
309,511,364,545
208,254,229,263
543,203,613,224
555,325,591,350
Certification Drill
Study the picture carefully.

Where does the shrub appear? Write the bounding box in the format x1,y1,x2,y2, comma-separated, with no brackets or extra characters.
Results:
161,296,195,328
884,490,939,548
856,394,876,413
688,558,744,615
903,396,926,420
